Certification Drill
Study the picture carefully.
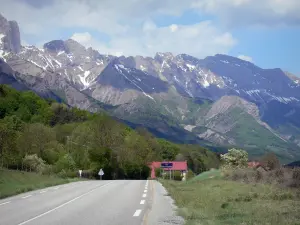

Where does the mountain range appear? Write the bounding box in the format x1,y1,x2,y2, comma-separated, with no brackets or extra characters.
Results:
1,13,300,163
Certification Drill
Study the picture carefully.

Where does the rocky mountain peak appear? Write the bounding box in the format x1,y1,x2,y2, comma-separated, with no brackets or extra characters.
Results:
64,39,86,54
0,14,21,54
43,40,69,53
154,52,174,61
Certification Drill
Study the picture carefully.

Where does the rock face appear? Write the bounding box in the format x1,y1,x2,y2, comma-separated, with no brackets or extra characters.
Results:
0,13,300,162
0,14,21,54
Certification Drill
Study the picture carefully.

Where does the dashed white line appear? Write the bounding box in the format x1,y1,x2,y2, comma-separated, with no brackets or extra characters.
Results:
140,200,145,205
133,209,142,217
142,194,147,198
53,187,60,190
40,190,47,194
144,190,147,193
0,201,10,206
22,195,32,199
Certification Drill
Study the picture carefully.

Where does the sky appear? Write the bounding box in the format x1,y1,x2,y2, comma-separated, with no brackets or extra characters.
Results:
0,0,299,75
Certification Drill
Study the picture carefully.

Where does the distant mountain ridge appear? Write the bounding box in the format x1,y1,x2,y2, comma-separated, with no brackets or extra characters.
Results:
0,13,300,163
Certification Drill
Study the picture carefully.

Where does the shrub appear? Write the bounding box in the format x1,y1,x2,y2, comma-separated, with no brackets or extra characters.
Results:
22,154,46,173
260,153,280,171
290,168,300,188
220,148,248,169
186,170,195,180
173,171,183,181
54,153,76,173
155,168,162,178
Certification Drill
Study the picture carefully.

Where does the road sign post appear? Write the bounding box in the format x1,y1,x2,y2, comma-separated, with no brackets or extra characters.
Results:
98,168,104,180
161,162,173,180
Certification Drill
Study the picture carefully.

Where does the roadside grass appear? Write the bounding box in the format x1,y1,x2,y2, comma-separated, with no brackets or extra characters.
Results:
0,169,80,199
188,169,222,183
161,174,300,225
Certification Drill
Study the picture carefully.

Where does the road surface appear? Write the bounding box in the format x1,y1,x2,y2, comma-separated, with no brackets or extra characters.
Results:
0,180,184,225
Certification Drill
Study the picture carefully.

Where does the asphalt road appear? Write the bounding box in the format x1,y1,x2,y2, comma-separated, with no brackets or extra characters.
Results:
0,179,184,225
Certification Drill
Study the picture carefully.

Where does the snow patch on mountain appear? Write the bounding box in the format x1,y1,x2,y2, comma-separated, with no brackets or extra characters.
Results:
78,70,91,88
220,60,229,64
78,66,84,72
140,65,146,71
114,64,155,101
57,51,65,56
186,63,195,71
0,33,5,46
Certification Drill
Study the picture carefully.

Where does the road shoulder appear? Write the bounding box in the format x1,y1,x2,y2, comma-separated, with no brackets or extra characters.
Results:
145,180,185,225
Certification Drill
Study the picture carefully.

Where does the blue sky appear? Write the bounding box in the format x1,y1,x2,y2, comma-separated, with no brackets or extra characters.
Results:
1,0,299,75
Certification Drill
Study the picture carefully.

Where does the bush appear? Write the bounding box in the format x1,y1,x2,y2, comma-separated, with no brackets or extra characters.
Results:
54,154,76,173
155,168,162,178
290,168,300,188
260,153,280,171
173,171,183,181
186,170,195,180
221,148,248,169
22,154,46,173
225,167,300,189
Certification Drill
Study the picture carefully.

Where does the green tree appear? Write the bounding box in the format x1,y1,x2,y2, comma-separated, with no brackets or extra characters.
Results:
157,139,180,160
221,148,248,169
17,123,56,157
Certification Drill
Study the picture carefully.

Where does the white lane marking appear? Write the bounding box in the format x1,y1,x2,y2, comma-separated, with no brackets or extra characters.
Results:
17,181,114,225
22,195,32,199
142,194,147,198
0,201,10,206
133,209,142,217
144,190,147,193
145,186,148,189
53,187,60,190
140,200,145,205
40,190,47,194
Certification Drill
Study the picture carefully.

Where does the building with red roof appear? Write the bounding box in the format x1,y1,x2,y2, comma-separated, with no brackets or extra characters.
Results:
149,161,188,179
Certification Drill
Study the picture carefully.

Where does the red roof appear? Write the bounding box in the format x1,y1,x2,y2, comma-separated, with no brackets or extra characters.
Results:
248,161,261,168
149,161,188,179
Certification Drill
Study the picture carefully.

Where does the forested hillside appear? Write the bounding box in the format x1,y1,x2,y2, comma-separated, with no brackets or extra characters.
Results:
0,85,220,179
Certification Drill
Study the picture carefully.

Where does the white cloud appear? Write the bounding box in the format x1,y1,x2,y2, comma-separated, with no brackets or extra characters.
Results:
71,33,92,45
238,55,253,62
71,21,236,58
169,24,178,32
0,0,298,60
192,0,300,27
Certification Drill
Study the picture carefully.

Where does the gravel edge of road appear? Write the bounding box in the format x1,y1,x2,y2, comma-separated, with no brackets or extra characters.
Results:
145,180,185,225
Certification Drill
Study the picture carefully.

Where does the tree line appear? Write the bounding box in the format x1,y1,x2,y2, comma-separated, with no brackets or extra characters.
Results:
0,85,220,179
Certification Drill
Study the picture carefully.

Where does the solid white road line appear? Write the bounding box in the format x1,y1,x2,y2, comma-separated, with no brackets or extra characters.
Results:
22,195,32,199
142,194,147,198
17,181,114,225
140,200,145,205
40,190,47,194
0,201,10,206
133,209,142,217
144,190,147,193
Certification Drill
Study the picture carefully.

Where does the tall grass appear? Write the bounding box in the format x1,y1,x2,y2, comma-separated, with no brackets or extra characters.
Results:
161,168,300,225
0,169,80,199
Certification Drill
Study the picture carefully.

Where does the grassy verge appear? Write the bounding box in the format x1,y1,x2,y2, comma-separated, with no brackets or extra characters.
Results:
0,169,80,199
161,172,300,225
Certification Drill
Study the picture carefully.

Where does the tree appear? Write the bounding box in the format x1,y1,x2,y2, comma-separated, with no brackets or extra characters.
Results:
157,139,180,160
17,123,56,157
221,148,248,169
0,120,19,168
260,153,280,170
